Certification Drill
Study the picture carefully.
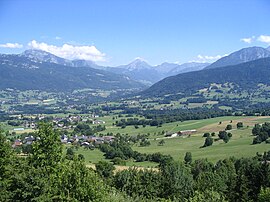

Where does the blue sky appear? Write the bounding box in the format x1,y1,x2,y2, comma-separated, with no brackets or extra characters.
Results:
0,0,270,66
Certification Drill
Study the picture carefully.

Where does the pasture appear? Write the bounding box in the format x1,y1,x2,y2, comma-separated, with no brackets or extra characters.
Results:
79,116,270,166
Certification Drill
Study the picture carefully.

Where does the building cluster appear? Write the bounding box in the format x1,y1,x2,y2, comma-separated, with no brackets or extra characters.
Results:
12,134,114,149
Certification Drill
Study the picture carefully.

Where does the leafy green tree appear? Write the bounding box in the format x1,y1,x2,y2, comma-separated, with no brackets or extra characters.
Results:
233,158,269,201
113,167,162,199
112,157,126,165
22,144,32,154
225,124,232,130
196,171,227,194
253,136,262,144
0,128,14,200
160,161,193,200
252,124,261,135
78,153,85,161
258,187,270,202
184,152,192,164
219,131,230,143
188,190,227,202
191,159,214,180
95,161,115,178
51,157,113,201
1,123,119,202
203,132,210,137
30,122,62,169
215,158,237,201
237,122,243,129
203,136,213,147
66,147,75,160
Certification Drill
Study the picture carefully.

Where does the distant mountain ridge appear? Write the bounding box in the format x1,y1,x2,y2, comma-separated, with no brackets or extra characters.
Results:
205,46,270,69
141,57,270,97
167,62,209,76
105,59,210,84
21,49,103,69
105,59,162,84
2,46,270,93
18,49,210,85
0,51,145,91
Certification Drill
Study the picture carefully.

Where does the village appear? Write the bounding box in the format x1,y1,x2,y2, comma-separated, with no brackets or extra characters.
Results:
9,114,114,150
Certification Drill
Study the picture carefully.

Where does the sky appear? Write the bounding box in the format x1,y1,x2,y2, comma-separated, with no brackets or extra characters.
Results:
0,0,270,66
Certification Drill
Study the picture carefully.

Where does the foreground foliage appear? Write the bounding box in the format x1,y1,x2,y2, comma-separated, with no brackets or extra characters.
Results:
1,123,270,201
0,123,127,201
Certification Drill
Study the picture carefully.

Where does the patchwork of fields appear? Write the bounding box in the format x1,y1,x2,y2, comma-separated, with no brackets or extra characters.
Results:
77,116,270,167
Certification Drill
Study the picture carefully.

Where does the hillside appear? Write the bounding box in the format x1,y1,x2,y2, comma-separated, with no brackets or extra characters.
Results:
205,46,270,69
0,53,145,91
141,57,270,97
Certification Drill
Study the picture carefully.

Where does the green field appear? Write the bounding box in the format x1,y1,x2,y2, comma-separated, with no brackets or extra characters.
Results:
99,116,252,137
133,128,270,163
80,116,270,166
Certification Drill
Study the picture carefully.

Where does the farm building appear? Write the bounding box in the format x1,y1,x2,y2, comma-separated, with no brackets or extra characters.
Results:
165,130,197,138
178,130,197,136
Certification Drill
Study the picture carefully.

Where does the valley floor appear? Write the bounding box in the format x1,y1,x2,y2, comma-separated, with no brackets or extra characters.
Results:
77,116,270,167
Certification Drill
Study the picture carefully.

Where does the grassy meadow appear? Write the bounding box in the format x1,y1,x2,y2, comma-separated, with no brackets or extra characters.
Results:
79,115,270,166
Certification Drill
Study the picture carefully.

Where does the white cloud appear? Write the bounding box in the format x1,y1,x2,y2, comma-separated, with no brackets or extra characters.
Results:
134,57,148,62
257,35,270,44
28,40,106,61
198,54,226,61
0,43,23,48
240,36,255,44
55,36,62,40
191,54,228,63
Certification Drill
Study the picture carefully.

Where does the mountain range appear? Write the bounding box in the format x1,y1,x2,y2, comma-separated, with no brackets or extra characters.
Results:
0,49,213,91
1,46,270,94
104,60,209,84
21,49,212,84
0,51,144,91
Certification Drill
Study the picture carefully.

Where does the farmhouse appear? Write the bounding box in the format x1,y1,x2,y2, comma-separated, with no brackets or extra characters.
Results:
12,139,22,148
178,129,197,136
13,128,25,131
165,129,197,138
92,120,105,124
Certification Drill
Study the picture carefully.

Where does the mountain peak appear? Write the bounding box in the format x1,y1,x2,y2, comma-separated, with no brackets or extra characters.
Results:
22,49,52,57
130,57,149,64
20,49,71,65
125,58,152,70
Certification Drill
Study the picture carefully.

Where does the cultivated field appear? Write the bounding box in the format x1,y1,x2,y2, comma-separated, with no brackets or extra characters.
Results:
78,116,270,167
